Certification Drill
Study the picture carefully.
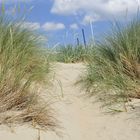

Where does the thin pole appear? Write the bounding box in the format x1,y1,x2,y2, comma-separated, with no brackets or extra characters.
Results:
90,20,95,45
77,37,80,46
82,28,86,47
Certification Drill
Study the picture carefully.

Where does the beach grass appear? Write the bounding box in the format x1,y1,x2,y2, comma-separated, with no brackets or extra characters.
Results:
81,18,140,110
0,16,56,131
55,45,90,63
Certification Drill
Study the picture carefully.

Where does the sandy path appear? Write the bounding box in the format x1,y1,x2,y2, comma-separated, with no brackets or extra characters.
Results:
0,63,140,140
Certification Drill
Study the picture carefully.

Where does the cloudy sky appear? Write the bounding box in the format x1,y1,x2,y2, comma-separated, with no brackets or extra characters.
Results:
1,0,140,46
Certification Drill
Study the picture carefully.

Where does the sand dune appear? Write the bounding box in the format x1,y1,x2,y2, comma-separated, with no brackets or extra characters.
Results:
0,63,140,140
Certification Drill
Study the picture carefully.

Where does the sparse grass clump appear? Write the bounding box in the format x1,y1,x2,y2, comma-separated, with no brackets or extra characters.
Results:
0,16,56,131
82,19,140,110
56,45,89,63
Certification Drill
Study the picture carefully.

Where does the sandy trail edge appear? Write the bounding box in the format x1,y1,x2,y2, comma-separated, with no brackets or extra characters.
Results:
0,63,140,140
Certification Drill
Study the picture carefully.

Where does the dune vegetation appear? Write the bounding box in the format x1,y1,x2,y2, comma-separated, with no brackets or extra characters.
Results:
0,16,56,131
81,19,140,111
55,45,90,63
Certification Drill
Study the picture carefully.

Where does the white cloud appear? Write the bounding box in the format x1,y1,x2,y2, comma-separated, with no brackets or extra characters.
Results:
42,22,65,31
12,20,66,32
51,0,139,21
19,22,41,30
70,23,78,29
82,14,100,25
16,21,66,32
51,0,80,15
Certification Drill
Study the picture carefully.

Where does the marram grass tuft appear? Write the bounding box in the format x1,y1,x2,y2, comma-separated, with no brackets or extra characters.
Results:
81,19,140,111
0,16,57,131
56,45,89,63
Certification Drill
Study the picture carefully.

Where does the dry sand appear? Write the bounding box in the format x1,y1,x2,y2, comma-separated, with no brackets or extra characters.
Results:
0,63,140,140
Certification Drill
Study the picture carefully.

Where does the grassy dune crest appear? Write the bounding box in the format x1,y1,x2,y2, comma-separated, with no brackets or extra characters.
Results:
0,17,56,131
82,19,140,110
56,45,89,63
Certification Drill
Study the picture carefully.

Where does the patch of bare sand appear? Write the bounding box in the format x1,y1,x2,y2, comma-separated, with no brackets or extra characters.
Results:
0,63,140,140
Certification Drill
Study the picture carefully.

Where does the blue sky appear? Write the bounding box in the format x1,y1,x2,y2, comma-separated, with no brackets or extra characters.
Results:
1,0,140,46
